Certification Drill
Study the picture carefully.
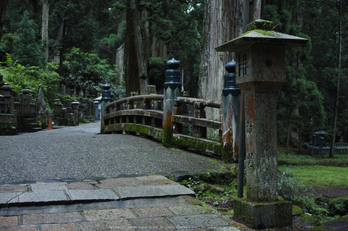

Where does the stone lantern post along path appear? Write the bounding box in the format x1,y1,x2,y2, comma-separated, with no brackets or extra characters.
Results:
216,19,308,229
163,58,181,147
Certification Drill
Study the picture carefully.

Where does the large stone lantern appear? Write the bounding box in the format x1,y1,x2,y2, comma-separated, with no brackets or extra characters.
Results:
216,19,308,229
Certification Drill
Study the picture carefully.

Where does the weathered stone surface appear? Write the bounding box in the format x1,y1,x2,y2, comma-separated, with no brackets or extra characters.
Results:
131,217,175,230
115,185,194,199
22,212,83,225
97,178,135,188
84,209,136,221
9,191,67,204
132,179,179,186
0,226,38,231
132,207,174,218
67,182,95,190
0,185,28,193
40,224,77,231
0,216,18,227
78,220,136,231
30,183,67,191
233,198,292,229
167,214,229,228
68,189,119,201
168,205,209,216
0,192,21,204
135,175,167,181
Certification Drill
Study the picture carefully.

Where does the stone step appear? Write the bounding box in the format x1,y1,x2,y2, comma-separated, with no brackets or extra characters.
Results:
0,176,195,207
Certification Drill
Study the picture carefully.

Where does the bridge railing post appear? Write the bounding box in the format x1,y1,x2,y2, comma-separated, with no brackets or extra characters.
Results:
221,60,241,162
100,83,111,133
162,58,181,147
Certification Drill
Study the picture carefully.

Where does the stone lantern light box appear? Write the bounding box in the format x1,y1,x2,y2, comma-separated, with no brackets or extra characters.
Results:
216,19,308,229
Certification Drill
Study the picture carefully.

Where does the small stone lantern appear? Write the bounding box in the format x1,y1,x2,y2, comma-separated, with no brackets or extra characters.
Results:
216,19,308,229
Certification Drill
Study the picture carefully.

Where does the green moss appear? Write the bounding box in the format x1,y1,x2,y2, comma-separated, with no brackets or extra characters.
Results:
196,141,207,150
300,214,321,226
191,201,212,212
162,127,172,147
293,205,304,216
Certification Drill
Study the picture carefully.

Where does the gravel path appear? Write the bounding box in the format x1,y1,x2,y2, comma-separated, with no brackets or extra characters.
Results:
0,122,220,184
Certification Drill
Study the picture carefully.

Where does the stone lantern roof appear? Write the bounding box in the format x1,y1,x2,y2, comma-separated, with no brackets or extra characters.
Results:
215,19,308,52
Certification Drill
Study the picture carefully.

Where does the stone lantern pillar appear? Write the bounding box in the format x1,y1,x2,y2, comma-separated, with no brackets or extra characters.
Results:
162,58,181,146
71,100,80,125
221,60,241,162
216,19,308,229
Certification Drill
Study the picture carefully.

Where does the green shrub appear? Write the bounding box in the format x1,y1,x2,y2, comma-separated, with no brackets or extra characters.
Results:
328,196,348,216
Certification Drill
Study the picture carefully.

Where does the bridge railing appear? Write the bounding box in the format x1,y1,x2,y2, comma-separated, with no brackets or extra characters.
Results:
102,94,165,141
101,58,241,160
101,93,224,156
171,97,223,154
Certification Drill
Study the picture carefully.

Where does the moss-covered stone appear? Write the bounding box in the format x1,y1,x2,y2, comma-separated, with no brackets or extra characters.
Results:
292,205,304,216
233,198,292,229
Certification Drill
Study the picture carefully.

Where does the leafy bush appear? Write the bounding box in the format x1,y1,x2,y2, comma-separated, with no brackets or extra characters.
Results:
328,196,348,216
1,54,60,110
278,168,329,218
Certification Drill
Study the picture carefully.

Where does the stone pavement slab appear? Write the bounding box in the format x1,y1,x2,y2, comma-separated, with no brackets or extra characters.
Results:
116,185,195,199
167,214,230,228
0,176,243,231
8,191,68,204
0,216,18,227
68,189,119,201
40,224,78,231
0,193,22,204
131,217,176,230
30,183,67,192
84,208,137,221
0,185,28,193
22,212,84,225
168,205,210,215
78,219,136,231
133,207,174,218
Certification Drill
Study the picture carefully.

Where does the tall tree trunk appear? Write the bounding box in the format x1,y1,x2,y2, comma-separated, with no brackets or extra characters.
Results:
330,0,343,158
57,0,71,76
286,124,291,155
125,1,140,96
198,0,243,121
41,0,49,63
0,0,9,39
115,10,126,88
125,0,149,96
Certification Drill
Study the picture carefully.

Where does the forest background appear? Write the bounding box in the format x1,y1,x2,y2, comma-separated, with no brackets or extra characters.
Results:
0,0,346,153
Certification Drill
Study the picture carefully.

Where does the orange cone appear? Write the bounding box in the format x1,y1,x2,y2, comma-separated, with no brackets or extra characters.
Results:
47,117,53,130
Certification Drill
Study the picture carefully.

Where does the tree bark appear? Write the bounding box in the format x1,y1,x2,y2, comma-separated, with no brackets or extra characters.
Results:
42,0,49,63
125,1,140,96
125,0,149,96
198,0,243,121
0,0,9,39
286,124,291,155
330,0,343,158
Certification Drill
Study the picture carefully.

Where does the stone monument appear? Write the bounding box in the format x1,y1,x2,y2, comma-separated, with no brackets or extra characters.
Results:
216,19,308,229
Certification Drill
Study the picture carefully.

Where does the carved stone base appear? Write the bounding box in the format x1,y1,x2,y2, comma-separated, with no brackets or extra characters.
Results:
234,198,292,229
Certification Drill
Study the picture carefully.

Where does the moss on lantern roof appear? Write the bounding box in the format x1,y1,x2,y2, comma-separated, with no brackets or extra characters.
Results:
215,19,308,52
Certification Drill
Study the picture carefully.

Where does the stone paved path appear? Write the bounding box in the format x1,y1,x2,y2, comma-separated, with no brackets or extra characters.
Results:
0,122,221,185
0,175,242,230
0,123,246,230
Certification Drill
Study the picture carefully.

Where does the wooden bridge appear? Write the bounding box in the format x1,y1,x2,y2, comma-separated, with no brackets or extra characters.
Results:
101,94,224,157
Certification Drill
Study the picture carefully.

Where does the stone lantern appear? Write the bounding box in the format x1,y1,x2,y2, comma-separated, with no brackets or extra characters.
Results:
216,19,308,229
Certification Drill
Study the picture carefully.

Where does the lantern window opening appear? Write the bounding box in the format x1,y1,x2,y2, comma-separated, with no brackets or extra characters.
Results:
238,53,249,77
